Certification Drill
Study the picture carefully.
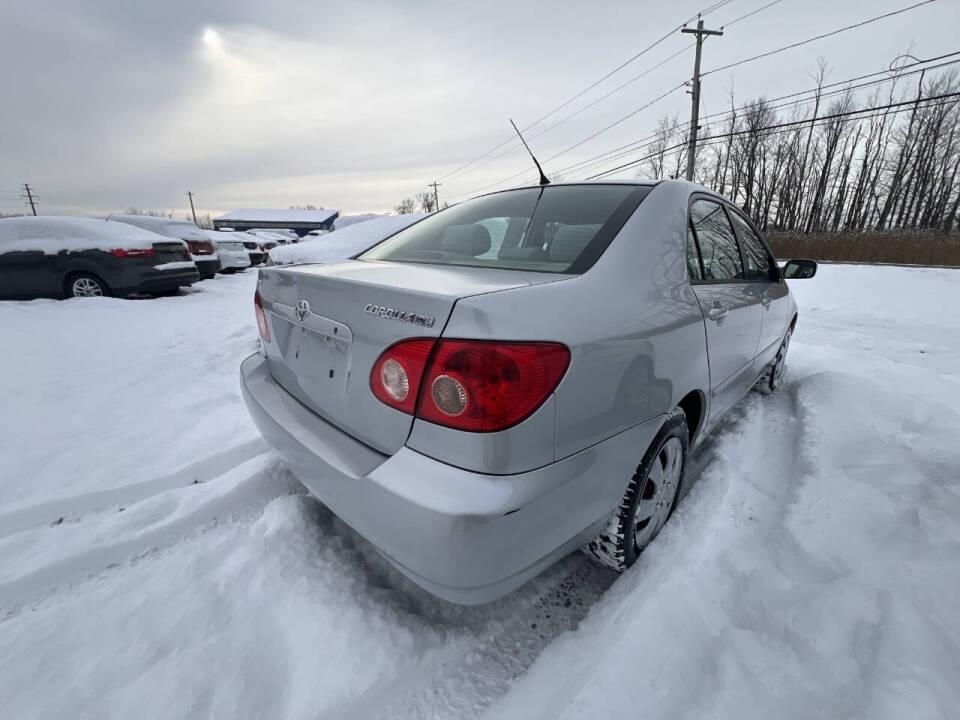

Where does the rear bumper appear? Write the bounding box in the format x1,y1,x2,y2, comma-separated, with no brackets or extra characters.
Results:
217,249,251,271
240,352,663,604
115,267,200,294
193,256,220,277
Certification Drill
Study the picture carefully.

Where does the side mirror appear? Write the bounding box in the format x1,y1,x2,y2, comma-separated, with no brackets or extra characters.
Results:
783,258,817,279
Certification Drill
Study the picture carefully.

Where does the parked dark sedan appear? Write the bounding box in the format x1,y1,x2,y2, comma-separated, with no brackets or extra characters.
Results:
0,216,199,299
109,215,221,279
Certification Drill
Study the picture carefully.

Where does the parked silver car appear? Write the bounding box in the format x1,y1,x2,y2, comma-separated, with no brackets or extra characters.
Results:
240,179,815,604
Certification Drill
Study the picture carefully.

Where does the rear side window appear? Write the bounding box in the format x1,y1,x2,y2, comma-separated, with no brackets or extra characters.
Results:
728,210,771,281
359,184,650,274
689,200,744,281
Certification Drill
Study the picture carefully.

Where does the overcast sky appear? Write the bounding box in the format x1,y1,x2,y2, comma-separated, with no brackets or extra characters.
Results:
1,0,956,218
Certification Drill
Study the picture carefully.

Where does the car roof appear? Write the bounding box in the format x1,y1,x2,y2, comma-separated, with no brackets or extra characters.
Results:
469,177,719,202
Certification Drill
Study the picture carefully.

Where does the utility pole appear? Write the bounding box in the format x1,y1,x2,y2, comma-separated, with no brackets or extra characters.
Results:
428,181,441,212
186,190,198,225
21,183,38,215
681,17,723,182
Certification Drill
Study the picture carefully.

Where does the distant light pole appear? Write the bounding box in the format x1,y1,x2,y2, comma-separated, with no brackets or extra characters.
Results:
187,191,198,225
681,17,723,182
428,181,442,212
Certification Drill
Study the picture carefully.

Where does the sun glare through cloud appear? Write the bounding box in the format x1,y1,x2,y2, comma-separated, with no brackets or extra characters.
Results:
202,27,221,51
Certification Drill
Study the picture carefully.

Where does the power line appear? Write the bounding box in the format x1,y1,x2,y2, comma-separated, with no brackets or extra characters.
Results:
702,0,940,77
720,0,785,27
558,52,960,180
445,3,945,200
501,49,960,189
583,91,960,180
447,84,687,199
437,0,740,183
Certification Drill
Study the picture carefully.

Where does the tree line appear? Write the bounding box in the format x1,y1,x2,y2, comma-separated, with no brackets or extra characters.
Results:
646,62,960,234
394,192,446,215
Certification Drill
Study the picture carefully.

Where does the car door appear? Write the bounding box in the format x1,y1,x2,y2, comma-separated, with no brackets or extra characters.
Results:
727,207,789,366
0,252,17,298
4,250,61,297
687,197,763,423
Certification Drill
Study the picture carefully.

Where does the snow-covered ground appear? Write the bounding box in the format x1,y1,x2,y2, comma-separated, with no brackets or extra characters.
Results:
1,265,957,719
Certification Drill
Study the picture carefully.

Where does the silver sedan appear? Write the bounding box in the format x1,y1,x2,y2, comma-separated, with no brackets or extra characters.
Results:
240,179,816,604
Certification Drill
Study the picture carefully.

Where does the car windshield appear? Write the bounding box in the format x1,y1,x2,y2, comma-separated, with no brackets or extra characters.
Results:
359,184,650,274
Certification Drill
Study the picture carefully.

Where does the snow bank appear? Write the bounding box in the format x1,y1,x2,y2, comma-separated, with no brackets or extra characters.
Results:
269,214,426,266
333,212,384,230
0,216,170,254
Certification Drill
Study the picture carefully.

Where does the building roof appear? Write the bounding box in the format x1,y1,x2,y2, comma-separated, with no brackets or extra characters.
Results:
214,208,339,224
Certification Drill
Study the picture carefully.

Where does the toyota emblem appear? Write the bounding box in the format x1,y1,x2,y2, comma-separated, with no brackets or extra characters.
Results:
295,299,310,322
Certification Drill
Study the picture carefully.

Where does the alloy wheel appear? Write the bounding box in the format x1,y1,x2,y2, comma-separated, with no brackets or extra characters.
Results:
72,277,103,297
633,436,683,550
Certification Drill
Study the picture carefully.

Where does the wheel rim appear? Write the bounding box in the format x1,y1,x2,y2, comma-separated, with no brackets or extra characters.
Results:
72,277,103,297
634,436,683,550
772,327,792,385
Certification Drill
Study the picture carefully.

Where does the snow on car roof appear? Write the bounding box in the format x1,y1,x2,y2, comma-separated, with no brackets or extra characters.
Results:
332,213,383,231
269,213,428,266
109,215,210,242
215,208,339,223
0,215,176,254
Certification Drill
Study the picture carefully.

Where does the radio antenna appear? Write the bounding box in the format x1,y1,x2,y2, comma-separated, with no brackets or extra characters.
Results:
510,119,550,186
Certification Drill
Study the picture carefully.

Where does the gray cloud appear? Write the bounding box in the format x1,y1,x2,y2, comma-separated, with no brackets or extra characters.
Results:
2,0,956,216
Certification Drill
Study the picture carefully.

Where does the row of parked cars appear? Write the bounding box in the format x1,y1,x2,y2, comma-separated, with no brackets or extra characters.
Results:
0,215,287,299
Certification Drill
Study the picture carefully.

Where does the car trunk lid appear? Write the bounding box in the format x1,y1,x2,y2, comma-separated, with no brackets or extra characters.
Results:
257,259,564,454
152,241,192,263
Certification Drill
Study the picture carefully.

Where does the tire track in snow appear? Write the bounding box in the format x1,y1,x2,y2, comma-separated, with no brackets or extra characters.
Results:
487,388,803,720
327,390,799,720
0,452,300,611
0,438,268,538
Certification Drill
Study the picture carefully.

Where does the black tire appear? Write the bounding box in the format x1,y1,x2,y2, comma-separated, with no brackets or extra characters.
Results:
65,272,110,298
759,323,794,393
584,407,689,572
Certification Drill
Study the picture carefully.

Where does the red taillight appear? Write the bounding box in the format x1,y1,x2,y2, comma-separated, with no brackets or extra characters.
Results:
370,339,570,432
188,241,214,255
254,290,271,343
370,339,435,414
109,248,155,258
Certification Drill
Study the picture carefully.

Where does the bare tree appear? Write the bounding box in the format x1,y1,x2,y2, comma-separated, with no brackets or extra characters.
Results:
394,197,417,214
415,191,437,214
125,207,174,218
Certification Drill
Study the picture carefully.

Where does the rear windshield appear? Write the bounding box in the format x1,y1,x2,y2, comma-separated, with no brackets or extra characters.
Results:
358,184,650,274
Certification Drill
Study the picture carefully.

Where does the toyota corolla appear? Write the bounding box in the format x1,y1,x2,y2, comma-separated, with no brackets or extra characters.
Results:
240,179,816,604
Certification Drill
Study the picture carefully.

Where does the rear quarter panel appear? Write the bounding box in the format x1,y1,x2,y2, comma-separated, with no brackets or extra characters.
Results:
412,181,710,473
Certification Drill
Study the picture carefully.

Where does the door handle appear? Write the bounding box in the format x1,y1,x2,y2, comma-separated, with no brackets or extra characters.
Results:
707,306,727,321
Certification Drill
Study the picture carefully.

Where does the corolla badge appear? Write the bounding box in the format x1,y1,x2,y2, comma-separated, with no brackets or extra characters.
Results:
295,299,310,322
364,303,435,327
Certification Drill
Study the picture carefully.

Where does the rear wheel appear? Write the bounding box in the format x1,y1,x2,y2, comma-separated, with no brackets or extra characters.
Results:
762,324,793,393
584,407,688,572
66,273,110,298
